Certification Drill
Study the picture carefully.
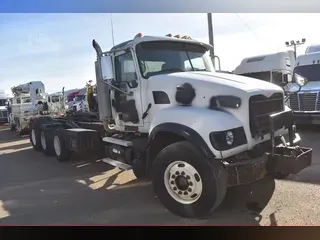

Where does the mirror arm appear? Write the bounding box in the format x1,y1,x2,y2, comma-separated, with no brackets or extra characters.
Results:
102,79,133,96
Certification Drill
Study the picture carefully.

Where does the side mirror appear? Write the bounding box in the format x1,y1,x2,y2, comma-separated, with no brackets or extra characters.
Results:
295,73,308,87
100,55,114,80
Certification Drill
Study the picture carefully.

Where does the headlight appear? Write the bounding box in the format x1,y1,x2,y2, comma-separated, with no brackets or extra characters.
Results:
294,73,308,87
209,127,247,151
225,131,234,145
209,95,241,109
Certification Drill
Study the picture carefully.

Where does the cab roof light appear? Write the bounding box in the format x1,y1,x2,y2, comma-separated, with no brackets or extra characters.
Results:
134,33,142,38
181,35,191,39
166,33,172,37
174,34,180,38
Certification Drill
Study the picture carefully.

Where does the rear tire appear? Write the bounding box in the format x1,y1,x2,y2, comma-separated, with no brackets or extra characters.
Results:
132,158,146,179
152,141,227,218
30,128,42,151
53,129,71,162
40,130,54,156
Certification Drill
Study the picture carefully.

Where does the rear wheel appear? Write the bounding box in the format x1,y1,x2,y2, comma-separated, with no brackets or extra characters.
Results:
30,128,41,151
40,130,54,156
152,141,227,218
53,130,71,162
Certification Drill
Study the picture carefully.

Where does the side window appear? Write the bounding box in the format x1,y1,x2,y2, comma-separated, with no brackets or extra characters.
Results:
115,52,137,82
16,98,21,104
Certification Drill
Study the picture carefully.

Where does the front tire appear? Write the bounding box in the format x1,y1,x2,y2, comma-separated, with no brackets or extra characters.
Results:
152,141,227,218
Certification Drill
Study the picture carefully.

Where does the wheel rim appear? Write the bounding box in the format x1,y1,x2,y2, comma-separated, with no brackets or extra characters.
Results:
164,161,203,204
40,132,46,150
53,135,61,156
31,129,36,145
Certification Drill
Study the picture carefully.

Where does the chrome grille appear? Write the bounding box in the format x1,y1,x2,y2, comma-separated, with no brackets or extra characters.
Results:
289,92,319,112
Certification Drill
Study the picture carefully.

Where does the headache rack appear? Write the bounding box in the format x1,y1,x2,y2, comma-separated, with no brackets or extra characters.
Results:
249,93,284,139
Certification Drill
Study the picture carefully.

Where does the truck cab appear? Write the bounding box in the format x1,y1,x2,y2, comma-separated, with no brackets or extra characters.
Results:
286,52,320,124
234,51,295,87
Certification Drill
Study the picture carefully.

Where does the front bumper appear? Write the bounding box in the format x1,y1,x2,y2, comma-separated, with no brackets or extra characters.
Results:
292,112,320,125
0,117,8,123
225,109,313,186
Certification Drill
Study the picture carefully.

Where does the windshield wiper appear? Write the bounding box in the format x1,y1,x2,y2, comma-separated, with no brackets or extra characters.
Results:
157,68,184,74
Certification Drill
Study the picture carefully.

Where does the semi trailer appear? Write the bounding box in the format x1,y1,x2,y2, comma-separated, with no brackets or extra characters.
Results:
28,33,312,218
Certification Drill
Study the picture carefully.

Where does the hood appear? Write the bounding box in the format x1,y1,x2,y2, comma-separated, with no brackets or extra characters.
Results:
0,106,6,111
288,82,320,92
149,71,283,97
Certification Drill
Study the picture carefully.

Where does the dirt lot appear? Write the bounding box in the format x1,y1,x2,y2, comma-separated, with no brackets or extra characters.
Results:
0,123,319,225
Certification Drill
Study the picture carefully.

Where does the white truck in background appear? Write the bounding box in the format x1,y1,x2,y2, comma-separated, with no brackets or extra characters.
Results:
0,90,8,124
234,51,295,88
286,51,320,124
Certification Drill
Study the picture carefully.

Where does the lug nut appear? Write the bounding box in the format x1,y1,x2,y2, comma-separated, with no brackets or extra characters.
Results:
170,181,174,185
173,187,177,191
181,171,185,175
178,191,182,195
184,191,188,195
189,182,193,186
186,175,190,180
188,188,192,192
175,171,179,175
171,175,176,179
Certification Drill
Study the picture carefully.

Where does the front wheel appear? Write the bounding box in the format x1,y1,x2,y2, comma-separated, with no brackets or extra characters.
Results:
152,141,227,218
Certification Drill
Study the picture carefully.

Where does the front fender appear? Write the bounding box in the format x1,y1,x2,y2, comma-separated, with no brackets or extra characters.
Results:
149,106,246,159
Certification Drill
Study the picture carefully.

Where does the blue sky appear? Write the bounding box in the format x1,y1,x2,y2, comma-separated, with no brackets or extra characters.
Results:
1,13,320,95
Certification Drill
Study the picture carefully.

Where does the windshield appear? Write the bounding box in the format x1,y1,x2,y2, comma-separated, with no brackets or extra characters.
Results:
67,95,74,102
0,99,5,106
294,65,320,82
136,41,213,78
306,45,320,54
51,96,60,103
239,71,271,82
74,95,84,101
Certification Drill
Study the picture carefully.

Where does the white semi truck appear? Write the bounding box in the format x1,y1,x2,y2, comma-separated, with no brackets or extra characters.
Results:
28,34,312,218
234,51,295,87
0,90,8,124
286,51,320,124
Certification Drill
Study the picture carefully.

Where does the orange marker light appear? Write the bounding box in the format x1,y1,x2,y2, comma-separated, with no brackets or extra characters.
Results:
135,33,142,38
174,34,180,38
166,33,172,37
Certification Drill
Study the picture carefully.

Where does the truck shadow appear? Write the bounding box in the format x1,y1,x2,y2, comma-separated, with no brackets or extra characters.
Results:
0,144,275,225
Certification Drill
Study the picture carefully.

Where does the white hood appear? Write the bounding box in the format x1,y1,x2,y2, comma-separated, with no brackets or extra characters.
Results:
148,71,283,104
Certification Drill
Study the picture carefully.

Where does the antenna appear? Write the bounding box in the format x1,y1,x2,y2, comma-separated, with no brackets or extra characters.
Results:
110,13,115,47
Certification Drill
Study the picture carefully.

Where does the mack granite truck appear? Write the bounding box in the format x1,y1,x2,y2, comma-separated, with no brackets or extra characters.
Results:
28,34,312,218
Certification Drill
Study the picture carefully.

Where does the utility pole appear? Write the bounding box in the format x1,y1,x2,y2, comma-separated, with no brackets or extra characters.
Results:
207,13,215,67
285,38,306,59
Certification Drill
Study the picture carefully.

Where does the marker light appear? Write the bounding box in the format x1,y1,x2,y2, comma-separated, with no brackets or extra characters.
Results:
182,35,191,39
166,33,172,37
135,33,142,38
174,34,180,38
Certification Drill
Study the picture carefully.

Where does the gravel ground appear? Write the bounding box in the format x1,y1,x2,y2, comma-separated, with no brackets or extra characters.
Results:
0,123,319,225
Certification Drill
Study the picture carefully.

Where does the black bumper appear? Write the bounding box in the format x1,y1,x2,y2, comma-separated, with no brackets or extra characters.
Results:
292,112,320,125
225,109,313,186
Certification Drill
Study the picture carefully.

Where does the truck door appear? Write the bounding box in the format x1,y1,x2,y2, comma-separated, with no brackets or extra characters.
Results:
112,50,143,128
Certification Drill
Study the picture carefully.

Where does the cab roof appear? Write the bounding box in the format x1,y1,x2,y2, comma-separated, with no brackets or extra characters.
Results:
296,51,320,67
109,35,212,53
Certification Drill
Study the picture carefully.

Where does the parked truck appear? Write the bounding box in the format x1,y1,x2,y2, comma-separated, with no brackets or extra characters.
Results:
28,33,312,218
234,51,295,88
0,90,8,124
286,51,320,124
